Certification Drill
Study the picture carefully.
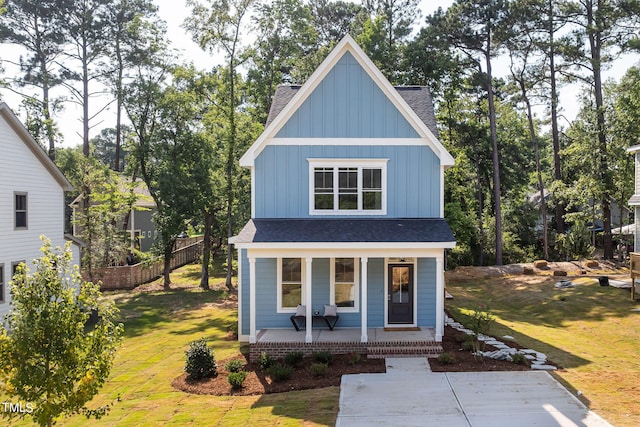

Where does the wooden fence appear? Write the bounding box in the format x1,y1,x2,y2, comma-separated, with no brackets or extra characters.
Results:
88,240,203,291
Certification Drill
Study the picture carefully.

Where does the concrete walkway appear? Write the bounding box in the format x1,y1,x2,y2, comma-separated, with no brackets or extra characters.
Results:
336,368,612,427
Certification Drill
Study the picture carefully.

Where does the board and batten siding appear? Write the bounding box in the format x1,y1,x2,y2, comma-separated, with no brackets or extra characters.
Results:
0,115,69,318
417,258,437,327
275,52,419,138
254,145,440,218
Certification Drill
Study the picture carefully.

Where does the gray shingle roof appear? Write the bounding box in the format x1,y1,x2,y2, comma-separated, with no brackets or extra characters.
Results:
628,194,640,206
234,218,455,244
265,85,438,136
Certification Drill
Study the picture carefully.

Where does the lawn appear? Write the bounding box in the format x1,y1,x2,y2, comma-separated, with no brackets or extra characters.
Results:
3,264,338,427
445,270,640,427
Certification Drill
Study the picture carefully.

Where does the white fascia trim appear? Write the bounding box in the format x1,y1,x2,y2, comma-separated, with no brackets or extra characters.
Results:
271,138,425,146
239,35,455,168
243,247,452,260
237,242,456,251
627,144,640,153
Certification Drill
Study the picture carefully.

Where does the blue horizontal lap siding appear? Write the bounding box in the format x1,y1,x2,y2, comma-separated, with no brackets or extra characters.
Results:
417,258,437,327
367,258,385,328
254,145,440,218
276,52,419,139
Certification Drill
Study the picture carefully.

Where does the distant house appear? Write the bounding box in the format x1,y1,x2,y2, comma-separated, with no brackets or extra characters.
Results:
70,178,157,253
627,145,640,251
232,36,456,359
0,102,80,319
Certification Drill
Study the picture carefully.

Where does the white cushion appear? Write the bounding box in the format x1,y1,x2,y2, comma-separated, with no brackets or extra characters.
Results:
295,304,306,316
324,304,337,317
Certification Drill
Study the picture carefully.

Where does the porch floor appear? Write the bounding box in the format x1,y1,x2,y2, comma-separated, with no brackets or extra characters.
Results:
255,327,437,344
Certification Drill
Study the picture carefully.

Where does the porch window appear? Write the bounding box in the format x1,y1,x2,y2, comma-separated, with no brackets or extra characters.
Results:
279,258,303,311
309,159,387,215
331,258,359,312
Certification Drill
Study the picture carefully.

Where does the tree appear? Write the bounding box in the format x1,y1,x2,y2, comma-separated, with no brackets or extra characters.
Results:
0,0,67,159
102,0,159,172
59,0,111,158
186,0,255,291
0,237,123,427
90,126,130,170
359,0,421,83
562,0,640,258
430,0,510,265
309,0,368,46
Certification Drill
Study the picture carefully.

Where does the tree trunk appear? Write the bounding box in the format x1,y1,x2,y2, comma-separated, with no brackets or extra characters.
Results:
200,209,212,290
163,240,172,289
587,0,613,258
225,60,236,292
82,37,90,158
548,0,565,234
484,33,503,265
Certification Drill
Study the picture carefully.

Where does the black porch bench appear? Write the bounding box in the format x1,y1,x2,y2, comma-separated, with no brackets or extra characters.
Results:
290,315,339,331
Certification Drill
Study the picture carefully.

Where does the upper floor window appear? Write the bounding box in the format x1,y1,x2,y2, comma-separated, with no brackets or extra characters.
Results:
309,159,387,215
14,192,27,229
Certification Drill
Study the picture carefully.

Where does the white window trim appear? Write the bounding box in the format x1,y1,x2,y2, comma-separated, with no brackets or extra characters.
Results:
277,257,306,313
308,158,388,215
330,257,360,313
14,192,28,230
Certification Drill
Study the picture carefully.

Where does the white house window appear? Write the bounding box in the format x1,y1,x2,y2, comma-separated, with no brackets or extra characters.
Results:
278,258,304,311
331,258,359,312
14,192,27,229
309,159,387,215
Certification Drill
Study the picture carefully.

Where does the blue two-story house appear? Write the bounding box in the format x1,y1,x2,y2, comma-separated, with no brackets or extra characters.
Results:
233,36,456,359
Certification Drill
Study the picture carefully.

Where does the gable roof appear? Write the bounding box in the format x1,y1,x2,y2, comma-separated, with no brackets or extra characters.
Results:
265,85,439,136
240,35,454,168
0,102,73,191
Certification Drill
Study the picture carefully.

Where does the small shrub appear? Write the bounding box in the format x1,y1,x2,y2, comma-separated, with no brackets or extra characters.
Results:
511,353,529,366
312,351,333,365
437,352,455,365
461,339,475,352
268,363,293,382
185,338,217,380
228,371,248,389
225,359,245,373
259,352,274,370
347,352,361,365
284,351,304,367
455,333,473,343
310,363,328,378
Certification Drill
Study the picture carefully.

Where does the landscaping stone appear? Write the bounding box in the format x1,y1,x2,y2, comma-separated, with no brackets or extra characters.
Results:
533,260,548,268
531,364,557,370
502,335,515,340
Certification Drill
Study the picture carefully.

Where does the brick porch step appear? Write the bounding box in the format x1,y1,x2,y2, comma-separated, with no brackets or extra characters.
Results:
366,344,442,359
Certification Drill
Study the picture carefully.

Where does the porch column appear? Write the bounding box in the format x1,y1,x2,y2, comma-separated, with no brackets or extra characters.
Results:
249,256,257,344
360,257,368,343
435,255,444,341
305,257,313,343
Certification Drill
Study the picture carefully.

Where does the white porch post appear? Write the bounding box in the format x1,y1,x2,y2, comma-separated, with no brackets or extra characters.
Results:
305,257,313,343
249,256,257,344
435,255,444,341
361,257,368,343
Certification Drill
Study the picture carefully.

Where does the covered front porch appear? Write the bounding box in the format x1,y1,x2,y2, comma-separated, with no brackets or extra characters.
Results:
249,327,442,361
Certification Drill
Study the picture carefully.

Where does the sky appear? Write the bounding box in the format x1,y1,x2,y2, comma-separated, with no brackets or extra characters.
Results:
0,0,638,149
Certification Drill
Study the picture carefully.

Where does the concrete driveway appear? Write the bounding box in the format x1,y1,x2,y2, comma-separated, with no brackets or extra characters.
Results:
336,370,612,427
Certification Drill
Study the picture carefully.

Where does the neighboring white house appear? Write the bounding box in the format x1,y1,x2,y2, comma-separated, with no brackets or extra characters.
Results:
628,145,640,251
0,102,79,319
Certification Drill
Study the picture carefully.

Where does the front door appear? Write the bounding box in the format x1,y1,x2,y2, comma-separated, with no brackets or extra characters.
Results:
387,264,414,324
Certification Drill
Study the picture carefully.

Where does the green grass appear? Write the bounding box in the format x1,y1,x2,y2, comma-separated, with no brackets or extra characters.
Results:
446,273,640,427
2,264,337,426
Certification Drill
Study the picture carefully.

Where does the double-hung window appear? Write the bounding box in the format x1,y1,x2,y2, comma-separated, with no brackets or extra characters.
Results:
309,159,387,215
14,192,27,229
331,258,359,312
278,258,304,312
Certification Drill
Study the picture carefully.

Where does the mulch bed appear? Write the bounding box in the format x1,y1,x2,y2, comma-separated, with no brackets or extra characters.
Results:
172,326,534,396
